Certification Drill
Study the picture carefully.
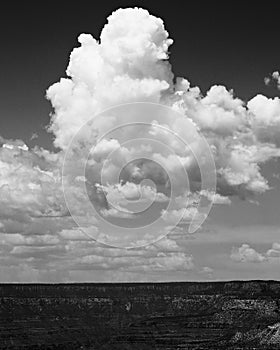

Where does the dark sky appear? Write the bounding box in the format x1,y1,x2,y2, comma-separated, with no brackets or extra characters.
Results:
0,1,280,149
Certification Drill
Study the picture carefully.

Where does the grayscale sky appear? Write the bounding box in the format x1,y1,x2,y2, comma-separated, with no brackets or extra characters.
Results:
0,1,280,282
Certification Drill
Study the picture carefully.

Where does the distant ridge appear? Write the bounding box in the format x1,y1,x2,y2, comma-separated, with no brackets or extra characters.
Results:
0,279,279,285
0,280,280,349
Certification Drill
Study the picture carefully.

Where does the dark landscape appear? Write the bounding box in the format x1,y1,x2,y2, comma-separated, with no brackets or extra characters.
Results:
0,281,280,349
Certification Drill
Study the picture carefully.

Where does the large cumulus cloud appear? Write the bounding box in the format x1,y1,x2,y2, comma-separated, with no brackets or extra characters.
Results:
47,8,280,206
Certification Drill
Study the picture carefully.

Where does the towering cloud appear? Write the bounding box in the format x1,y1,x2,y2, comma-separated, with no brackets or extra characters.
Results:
47,8,174,150
47,8,280,218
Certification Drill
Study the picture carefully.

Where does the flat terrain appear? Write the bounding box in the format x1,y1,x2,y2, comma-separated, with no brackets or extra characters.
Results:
0,281,280,349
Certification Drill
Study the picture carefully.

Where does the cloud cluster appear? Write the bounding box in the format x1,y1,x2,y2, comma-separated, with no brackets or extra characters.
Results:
267,242,280,258
1,8,280,279
0,138,65,222
264,71,280,89
230,244,266,263
48,8,280,213
231,242,280,263
0,135,195,279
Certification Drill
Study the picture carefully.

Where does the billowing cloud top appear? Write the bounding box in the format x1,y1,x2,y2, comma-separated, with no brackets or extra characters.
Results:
47,8,174,149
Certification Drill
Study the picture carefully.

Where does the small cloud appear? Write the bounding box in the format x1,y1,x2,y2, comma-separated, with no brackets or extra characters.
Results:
200,266,213,278
200,190,231,205
264,71,280,89
30,132,38,141
230,244,266,263
264,76,271,86
266,242,280,258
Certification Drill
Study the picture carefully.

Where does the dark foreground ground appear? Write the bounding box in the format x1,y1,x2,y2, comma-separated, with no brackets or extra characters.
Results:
0,281,280,349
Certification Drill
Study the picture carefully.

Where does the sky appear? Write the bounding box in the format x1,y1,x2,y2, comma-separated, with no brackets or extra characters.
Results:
0,1,280,282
